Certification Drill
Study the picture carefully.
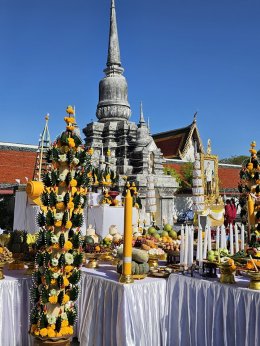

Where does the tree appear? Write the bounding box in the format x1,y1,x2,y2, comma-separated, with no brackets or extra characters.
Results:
220,155,249,165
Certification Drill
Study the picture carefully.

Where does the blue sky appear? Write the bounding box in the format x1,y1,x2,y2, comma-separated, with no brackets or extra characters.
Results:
0,0,259,159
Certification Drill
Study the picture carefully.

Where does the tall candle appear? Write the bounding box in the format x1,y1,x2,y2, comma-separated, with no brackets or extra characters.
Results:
241,224,245,251
203,225,208,259
121,189,133,279
234,223,239,253
220,225,226,249
216,226,220,250
230,223,234,255
180,224,185,264
184,224,189,265
189,226,194,267
198,225,203,262
207,225,212,251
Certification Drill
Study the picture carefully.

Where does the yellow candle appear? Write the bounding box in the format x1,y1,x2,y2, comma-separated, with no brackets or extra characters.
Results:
122,189,133,276
248,194,255,226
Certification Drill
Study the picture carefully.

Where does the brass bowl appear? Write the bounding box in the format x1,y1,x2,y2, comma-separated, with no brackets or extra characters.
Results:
246,271,260,290
84,253,99,269
219,263,236,284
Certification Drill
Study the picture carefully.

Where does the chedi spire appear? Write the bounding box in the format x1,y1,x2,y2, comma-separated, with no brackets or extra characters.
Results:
96,0,131,122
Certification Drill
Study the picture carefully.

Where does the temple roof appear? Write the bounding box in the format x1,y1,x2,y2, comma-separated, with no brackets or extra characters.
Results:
152,118,203,159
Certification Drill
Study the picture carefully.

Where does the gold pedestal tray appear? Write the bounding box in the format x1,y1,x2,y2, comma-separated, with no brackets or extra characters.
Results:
0,260,14,279
25,262,35,276
219,263,236,284
0,262,5,280
148,255,161,269
98,252,114,262
33,336,71,346
84,253,99,269
247,272,260,290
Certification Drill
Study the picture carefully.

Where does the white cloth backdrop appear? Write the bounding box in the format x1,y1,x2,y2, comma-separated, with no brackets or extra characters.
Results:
164,274,260,346
0,270,33,346
13,191,40,233
85,206,138,237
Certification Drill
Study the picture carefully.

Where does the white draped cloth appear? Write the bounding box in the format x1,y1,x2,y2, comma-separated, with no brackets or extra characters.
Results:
164,274,260,346
78,266,167,346
0,270,33,346
13,191,40,233
85,206,138,237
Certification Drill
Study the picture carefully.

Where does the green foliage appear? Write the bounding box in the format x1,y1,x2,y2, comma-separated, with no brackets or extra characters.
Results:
58,290,64,305
57,275,64,289
220,155,248,165
180,162,193,189
55,315,62,332
59,233,65,248
58,253,65,267
68,285,79,301
69,269,81,285
37,212,46,227
41,287,49,305
163,166,181,183
73,252,83,267
67,308,77,326
0,195,14,230
39,313,48,329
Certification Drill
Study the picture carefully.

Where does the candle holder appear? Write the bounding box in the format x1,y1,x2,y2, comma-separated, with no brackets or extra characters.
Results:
119,274,134,284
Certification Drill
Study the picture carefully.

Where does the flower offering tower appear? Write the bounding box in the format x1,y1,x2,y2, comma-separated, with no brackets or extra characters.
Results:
29,106,89,341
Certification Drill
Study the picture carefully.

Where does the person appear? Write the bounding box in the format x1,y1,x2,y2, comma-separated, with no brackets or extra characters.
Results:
224,199,233,227
230,198,237,225
205,161,213,195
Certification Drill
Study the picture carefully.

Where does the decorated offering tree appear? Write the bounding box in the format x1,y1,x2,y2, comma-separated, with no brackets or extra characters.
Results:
29,106,89,340
238,141,260,244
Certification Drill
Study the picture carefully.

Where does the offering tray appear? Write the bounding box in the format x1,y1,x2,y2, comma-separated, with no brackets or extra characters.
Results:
218,262,236,284
98,251,114,262
132,274,147,280
0,260,14,279
149,267,172,278
84,253,100,269
241,270,260,290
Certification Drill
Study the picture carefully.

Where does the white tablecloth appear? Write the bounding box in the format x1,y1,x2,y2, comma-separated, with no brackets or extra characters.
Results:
0,269,33,346
13,191,40,233
1,266,260,346
85,206,138,237
164,274,260,346
78,266,167,346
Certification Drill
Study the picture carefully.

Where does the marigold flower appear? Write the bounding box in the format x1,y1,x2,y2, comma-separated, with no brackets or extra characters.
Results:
66,125,75,132
49,295,58,304
56,202,65,210
70,179,77,187
61,320,69,327
63,277,70,287
47,329,56,338
54,220,62,227
65,265,74,273
67,201,74,210
39,328,48,337
65,220,72,229
64,240,73,251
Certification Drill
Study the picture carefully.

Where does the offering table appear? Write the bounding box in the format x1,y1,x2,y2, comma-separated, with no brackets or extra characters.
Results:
78,265,167,346
164,273,260,346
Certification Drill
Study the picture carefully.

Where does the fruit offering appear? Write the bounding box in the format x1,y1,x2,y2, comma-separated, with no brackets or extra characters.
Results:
0,245,13,263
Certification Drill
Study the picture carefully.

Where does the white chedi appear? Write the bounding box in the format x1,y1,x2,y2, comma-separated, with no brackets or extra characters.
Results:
192,151,205,213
